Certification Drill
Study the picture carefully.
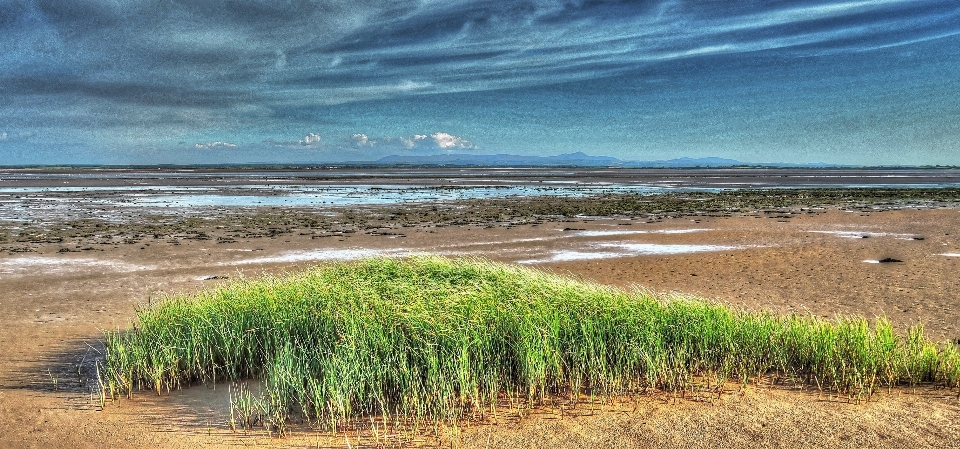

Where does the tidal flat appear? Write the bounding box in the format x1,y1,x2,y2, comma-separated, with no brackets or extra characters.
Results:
2,168,960,448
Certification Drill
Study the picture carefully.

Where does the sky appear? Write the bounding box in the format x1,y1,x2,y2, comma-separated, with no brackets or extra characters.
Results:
1,0,960,166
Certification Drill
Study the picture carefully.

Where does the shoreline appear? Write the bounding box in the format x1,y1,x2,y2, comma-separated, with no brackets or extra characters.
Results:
3,167,960,188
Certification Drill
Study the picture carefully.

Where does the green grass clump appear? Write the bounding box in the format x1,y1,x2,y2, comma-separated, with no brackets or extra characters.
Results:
102,256,960,431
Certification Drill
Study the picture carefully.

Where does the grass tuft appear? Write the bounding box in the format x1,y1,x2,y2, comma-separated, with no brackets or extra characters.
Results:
102,256,960,431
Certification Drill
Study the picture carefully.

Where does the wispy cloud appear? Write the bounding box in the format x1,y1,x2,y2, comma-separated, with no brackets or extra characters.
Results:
1,1,958,165
3,1,955,109
195,141,238,150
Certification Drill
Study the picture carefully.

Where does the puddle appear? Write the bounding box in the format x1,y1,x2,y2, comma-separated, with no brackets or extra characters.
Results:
436,236,559,248
599,242,738,254
652,229,713,234
809,230,917,239
0,256,153,275
234,248,411,264
518,242,738,264
518,251,625,263
863,258,904,264
194,275,230,281
811,231,877,238
574,228,711,237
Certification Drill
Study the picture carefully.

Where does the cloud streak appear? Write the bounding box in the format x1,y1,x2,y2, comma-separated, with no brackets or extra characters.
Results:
195,141,237,150
1,1,959,165
2,0,957,109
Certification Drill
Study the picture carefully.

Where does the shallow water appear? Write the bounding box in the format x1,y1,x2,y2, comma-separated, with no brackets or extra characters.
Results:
0,256,152,276
575,228,711,237
809,230,919,239
3,167,960,223
220,226,742,267
598,242,738,254
0,184,664,222
517,242,739,264
234,248,412,264
518,251,625,263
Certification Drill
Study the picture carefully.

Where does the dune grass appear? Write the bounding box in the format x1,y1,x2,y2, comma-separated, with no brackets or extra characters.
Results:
102,256,960,432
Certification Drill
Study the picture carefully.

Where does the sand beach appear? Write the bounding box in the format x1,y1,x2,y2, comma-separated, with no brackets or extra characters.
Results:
1,169,959,447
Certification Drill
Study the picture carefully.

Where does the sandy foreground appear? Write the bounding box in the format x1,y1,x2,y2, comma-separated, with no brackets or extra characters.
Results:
1,201,960,447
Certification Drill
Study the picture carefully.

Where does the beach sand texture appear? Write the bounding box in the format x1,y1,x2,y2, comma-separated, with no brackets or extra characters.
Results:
1,180,959,447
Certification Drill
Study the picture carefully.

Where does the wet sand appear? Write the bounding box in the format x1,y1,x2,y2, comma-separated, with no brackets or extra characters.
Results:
2,186,960,447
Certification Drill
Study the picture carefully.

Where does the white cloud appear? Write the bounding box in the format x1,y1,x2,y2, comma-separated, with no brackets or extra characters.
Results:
431,132,474,149
0,132,8,141
347,132,477,152
195,141,237,150
397,80,430,91
351,133,374,147
399,134,428,149
299,133,321,146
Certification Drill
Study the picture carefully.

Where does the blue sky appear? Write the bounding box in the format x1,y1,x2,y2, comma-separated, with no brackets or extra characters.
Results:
1,1,959,165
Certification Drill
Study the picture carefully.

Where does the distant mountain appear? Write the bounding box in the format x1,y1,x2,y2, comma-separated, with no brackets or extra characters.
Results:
375,152,620,166
375,152,745,167
625,156,743,168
